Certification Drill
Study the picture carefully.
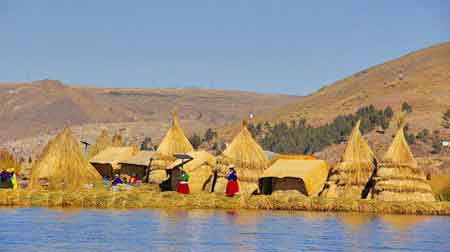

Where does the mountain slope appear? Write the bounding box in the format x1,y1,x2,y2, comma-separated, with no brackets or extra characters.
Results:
0,80,297,144
259,42,450,130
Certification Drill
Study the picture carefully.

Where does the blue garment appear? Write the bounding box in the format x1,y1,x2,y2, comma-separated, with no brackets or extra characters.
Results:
226,171,237,181
112,177,123,186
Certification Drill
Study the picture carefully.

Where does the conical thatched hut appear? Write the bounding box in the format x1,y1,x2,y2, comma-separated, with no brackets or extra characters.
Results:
30,128,102,190
0,149,21,174
209,121,269,195
149,112,194,184
371,126,435,202
321,120,377,199
88,130,113,159
166,150,216,193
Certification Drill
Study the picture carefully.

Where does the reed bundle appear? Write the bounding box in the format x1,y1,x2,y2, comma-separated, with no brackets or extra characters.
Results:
322,120,377,199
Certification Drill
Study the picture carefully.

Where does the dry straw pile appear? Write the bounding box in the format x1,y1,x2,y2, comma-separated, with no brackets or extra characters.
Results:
371,126,435,202
149,112,194,183
211,121,269,195
88,130,113,158
29,128,102,190
322,120,377,199
112,133,124,147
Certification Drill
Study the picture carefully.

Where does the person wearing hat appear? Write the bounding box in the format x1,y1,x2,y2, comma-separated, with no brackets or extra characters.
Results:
226,166,239,197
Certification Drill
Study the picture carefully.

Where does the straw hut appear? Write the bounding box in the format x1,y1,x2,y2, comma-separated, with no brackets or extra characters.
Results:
90,146,138,178
149,112,194,184
165,151,216,192
209,121,269,195
88,130,113,159
0,149,21,174
119,150,154,180
371,126,435,202
29,128,102,190
321,120,377,199
259,155,329,196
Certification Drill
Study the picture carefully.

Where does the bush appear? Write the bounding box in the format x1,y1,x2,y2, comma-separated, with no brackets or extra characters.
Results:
401,102,413,113
189,134,203,149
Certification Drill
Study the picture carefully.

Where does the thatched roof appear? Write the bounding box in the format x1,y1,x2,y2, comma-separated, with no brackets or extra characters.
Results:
30,128,102,190
382,127,417,167
90,147,138,170
119,151,155,166
150,112,194,171
371,127,435,202
261,158,329,196
321,120,377,199
167,150,216,172
155,112,193,160
217,121,269,183
88,130,112,158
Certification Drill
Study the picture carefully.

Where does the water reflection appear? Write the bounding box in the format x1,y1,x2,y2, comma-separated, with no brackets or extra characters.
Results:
380,215,430,231
0,208,448,252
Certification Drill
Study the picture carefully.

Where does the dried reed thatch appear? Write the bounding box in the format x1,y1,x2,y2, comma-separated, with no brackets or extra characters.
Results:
260,156,329,196
321,120,377,199
371,126,435,202
119,151,154,178
149,112,193,183
90,147,138,178
210,121,269,195
167,150,216,193
29,128,102,190
0,149,21,174
88,130,113,158
112,133,124,147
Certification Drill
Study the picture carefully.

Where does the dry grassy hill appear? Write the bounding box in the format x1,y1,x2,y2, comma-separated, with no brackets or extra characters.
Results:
219,41,450,171
260,42,450,129
0,80,297,160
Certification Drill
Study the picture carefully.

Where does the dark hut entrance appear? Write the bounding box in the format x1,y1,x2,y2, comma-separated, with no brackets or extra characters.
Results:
260,177,307,195
160,154,193,191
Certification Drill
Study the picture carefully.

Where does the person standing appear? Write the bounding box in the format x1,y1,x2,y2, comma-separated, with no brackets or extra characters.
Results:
226,166,239,197
177,170,190,194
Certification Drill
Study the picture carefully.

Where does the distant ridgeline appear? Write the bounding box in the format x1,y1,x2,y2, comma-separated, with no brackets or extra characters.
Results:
249,105,394,154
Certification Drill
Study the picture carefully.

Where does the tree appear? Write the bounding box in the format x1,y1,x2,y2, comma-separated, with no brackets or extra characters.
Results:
204,128,217,142
405,133,416,145
401,102,413,113
189,134,203,149
384,106,394,119
442,107,450,129
416,129,430,142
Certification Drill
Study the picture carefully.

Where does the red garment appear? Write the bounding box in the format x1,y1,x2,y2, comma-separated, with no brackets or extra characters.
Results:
226,180,239,197
177,181,190,194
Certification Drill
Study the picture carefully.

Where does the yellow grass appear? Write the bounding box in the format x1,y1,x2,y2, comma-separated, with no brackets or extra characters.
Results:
0,188,449,215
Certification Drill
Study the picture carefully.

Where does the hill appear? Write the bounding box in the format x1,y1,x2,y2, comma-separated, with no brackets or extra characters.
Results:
220,42,450,171
0,80,297,159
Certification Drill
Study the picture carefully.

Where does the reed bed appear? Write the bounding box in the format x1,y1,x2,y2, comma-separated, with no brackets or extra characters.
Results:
0,188,449,216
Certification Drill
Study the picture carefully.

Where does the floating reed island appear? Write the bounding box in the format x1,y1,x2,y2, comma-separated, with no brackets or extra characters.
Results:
1,112,450,215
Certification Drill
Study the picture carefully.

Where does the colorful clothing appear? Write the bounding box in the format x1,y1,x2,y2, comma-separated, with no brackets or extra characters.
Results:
177,172,190,194
112,177,123,186
226,170,239,197
11,173,17,190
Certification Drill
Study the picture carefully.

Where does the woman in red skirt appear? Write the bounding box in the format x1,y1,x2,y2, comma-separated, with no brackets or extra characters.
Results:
226,167,239,197
177,170,190,194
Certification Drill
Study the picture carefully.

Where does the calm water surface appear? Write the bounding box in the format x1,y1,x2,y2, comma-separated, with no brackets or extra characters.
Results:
0,208,449,252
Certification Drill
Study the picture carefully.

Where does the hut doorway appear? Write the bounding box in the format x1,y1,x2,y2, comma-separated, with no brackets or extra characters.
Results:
260,177,307,195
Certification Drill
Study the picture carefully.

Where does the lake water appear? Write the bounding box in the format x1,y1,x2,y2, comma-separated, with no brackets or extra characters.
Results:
0,208,449,252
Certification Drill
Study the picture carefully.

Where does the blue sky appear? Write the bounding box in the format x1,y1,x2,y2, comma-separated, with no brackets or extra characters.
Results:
1,1,449,95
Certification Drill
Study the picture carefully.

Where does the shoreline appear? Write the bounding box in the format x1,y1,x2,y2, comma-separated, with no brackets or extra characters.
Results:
0,189,449,216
